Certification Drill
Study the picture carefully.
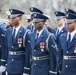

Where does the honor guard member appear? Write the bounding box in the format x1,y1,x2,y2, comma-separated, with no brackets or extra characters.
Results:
52,11,67,75
30,13,58,75
27,7,43,32
0,9,31,75
59,12,76,75
53,11,66,48
0,22,7,75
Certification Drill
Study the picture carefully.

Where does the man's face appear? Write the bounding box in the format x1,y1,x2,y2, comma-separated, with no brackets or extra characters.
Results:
56,18,66,27
9,17,21,26
34,21,44,30
31,15,34,20
66,21,76,32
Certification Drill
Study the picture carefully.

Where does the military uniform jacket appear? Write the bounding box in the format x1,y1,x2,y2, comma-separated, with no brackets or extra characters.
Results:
52,26,67,68
30,29,58,75
27,24,34,32
52,26,66,48
6,26,31,74
0,23,7,66
59,32,76,75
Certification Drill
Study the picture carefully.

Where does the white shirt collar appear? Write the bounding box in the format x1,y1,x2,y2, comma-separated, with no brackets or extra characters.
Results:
67,29,76,41
36,28,44,38
13,25,21,37
57,24,65,33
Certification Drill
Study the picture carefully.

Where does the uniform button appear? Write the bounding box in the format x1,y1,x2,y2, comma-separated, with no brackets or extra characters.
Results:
12,59,14,61
34,50,36,52
66,65,68,67
35,63,36,65
66,51,68,53
12,46,14,48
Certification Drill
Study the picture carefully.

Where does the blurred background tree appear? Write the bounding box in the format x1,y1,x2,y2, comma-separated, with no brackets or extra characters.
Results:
0,0,76,28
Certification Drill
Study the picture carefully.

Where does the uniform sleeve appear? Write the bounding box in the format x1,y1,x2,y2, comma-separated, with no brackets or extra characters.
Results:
24,32,31,74
0,23,7,66
0,23,6,34
48,36,58,75
58,36,63,72
0,31,7,66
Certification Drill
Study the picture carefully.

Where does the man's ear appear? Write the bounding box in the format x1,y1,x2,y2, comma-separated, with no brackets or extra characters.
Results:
74,21,76,28
42,21,45,25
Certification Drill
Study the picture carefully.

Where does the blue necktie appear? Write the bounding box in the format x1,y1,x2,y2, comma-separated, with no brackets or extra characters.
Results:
67,34,71,47
12,29,16,42
37,33,39,39
56,29,59,38
57,29,59,35
35,33,39,42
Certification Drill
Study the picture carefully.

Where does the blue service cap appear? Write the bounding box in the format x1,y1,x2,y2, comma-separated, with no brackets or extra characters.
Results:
54,11,66,20
66,13,76,23
6,9,25,18
65,8,76,14
33,13,49,22
30,7,43,15
25,15,31,20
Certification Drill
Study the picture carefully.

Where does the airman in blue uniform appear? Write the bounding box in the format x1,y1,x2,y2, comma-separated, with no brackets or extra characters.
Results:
0,22,7,75
27,7,43,32
52,11,67,75
0,9,31,75
59,9,76,75
30,13,58,75
53,11,66,48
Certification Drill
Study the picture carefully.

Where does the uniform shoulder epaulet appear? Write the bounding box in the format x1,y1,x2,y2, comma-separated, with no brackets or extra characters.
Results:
23,30,30,47
46,33,55,50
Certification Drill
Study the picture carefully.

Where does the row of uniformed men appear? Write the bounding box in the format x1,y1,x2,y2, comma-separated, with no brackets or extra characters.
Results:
0,7,76,75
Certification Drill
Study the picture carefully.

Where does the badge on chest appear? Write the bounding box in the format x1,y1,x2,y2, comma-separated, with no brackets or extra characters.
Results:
74,43,76,53
18,38,22,47
40,42,45,52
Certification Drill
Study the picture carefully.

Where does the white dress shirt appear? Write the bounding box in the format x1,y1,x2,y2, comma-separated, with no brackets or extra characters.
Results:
36,29,44,39
12,25,21,37
67,29,76,42
57,24,65,33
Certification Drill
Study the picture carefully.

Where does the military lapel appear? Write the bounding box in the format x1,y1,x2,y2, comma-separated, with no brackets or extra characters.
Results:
57,30,63,40
31,31,36,48
68,34,76,50
59,27,65,36
57,26,66,36
62,33,68,50
9,28,13,44
35,30,44,46
13,26,23,44
59,29,63,34
60,26,66,33
35,34,43,46
55,28,57,37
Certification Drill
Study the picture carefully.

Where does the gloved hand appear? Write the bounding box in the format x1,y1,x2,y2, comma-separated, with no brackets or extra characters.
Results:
0,65,6,73
23,73,29,75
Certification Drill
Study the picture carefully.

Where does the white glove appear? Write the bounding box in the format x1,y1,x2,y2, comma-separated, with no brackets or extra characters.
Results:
23,73,29,75
0,65,6,73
